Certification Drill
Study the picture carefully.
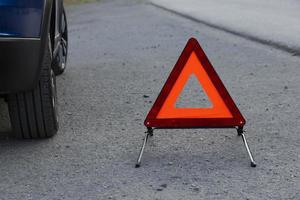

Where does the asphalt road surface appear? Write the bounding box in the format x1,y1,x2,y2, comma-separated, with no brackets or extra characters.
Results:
0,0,299,199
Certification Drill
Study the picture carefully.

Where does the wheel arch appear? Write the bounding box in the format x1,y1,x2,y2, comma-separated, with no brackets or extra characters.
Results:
49,0,64,57
49,0,59,53
21,0,54,91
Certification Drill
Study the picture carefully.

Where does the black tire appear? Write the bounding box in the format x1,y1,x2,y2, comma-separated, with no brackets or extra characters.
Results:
7,43,59,139
52,7,68,75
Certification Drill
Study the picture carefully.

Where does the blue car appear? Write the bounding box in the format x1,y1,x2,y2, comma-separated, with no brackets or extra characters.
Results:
0,0,68,138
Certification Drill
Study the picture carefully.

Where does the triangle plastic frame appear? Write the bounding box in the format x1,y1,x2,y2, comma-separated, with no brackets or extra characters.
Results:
144,38,246,128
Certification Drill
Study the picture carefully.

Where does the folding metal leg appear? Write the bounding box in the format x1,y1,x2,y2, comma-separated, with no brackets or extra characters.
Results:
237,127,257,167
135,128,153,168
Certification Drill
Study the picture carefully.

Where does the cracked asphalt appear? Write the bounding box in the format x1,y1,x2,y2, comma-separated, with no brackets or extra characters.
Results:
0,0,299,199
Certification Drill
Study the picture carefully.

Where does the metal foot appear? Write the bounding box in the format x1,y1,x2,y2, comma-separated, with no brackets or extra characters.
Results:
135,128,153,168
147,127,154,137
237,127,257,167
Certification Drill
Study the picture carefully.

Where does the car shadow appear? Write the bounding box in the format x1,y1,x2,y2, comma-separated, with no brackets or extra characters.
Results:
0,131,10,139
0,130,50,151
0,98,11,134
0,130,20,141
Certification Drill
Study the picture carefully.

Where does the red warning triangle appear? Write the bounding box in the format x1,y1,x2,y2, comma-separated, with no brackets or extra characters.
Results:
145,38,245,128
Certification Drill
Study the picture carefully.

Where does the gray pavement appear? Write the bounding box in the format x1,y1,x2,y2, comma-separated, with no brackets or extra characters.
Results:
151,0,300,55
0,0,300,199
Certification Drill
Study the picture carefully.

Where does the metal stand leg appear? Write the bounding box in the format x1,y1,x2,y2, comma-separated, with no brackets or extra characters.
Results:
135,128,153,168
237,127,257,167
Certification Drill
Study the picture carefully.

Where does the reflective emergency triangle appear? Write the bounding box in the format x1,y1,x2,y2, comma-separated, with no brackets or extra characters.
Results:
144,38,245,128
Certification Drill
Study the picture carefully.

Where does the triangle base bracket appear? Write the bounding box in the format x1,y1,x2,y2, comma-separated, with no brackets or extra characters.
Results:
135,126,256,168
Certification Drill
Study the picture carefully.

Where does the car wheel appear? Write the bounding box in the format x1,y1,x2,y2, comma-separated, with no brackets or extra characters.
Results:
7,42,59,139
52,7,68,75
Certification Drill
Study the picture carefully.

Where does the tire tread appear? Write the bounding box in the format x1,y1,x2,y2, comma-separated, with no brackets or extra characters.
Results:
7,44,58,139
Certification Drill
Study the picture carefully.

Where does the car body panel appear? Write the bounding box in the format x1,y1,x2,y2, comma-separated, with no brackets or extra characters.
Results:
0,0,54,94
0,38,41,93
0,0,44,38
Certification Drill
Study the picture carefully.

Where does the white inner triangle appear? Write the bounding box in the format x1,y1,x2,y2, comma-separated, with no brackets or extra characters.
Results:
175,74,212,108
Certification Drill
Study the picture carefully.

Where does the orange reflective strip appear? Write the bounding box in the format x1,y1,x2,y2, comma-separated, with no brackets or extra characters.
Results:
157,52,232,119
